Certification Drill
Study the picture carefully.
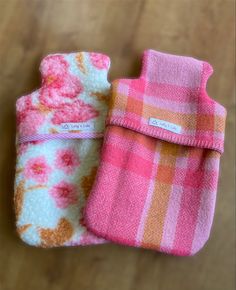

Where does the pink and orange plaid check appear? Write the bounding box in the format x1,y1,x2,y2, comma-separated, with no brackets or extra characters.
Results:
85,50,226,256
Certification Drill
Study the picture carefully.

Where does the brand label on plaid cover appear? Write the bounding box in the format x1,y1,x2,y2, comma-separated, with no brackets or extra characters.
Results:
148,118,182,134
59,122,95,132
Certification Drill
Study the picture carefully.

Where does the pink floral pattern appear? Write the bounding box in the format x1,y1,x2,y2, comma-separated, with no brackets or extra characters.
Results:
24,156,51,183
16,94,45,136
40,55,68,77
16,53,109,138
55,148,80,174
39,55,83,109
15,52,110,247
52,99,99,125
18,111,45,136
89,53,110,70
16,95,34,115
50,181,78,209
16,95,38,124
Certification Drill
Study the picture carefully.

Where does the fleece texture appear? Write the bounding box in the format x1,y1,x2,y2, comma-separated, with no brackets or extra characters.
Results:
14,52,110,247
85,50,227,256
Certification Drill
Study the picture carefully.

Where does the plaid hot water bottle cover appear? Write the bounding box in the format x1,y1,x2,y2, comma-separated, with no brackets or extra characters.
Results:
85,50,227,256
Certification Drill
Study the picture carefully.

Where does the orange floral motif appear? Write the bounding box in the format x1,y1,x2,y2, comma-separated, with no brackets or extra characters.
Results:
49,128,59,134
38,103,52,114
17,224,31,235
45,75,57,85
89,53,110,70
81,167,98,199
90,92,110,105
27,185,47,191
39,218,74,247
15,167,23,175
14,180,25,220
76,52,86,74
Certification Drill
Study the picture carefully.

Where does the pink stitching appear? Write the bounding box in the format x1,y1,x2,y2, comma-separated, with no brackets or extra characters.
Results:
18,132,104,144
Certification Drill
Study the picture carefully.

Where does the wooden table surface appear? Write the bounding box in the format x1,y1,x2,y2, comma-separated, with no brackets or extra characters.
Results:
0,1,235,290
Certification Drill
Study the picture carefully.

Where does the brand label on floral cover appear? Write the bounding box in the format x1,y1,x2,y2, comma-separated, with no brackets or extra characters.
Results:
148,117,182,134
59,122,95,132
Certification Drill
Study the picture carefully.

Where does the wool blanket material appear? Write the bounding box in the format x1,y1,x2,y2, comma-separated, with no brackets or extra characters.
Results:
85,50,226,256
15,52,110,247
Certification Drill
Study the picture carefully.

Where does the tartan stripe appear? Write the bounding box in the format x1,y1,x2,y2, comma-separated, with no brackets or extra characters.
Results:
141,142,180,248
86,162,152,244
101,141,153,179
144,82,200,102
112,94,225,134
106,130,156,162
107,117,224,153
159,148,220,254
135,142,161,246
109,110,225,139
106,165,152,244
191,169,219,255
160,185,184,253
171,149,213,255
107,125,156,151
172,186,203,256
141,183,173,249
143,50,203,88
144,94,199,114
110,110,225,134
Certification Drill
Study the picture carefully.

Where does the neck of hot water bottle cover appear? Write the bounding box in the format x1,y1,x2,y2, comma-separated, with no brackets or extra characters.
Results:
108,50,226,154
17,52,111,143
40,52,110,88
140,49,213,91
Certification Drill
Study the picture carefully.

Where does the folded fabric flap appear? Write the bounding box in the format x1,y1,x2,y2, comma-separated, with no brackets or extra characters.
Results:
106,62,226,153
16,52,111,143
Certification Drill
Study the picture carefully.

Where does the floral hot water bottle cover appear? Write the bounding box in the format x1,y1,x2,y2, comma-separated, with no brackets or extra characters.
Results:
14,52,110,247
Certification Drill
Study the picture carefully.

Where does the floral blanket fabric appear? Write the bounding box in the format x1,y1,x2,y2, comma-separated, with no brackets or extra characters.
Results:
14,52,110,247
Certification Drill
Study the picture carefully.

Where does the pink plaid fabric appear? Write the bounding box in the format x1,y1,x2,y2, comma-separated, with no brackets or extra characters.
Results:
85,50,227,256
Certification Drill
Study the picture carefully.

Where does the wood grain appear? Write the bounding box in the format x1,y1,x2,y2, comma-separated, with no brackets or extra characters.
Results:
0,1,235,290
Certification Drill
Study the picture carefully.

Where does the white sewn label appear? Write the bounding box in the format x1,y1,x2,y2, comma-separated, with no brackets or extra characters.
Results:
148,117,182,134
59,122,95,132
